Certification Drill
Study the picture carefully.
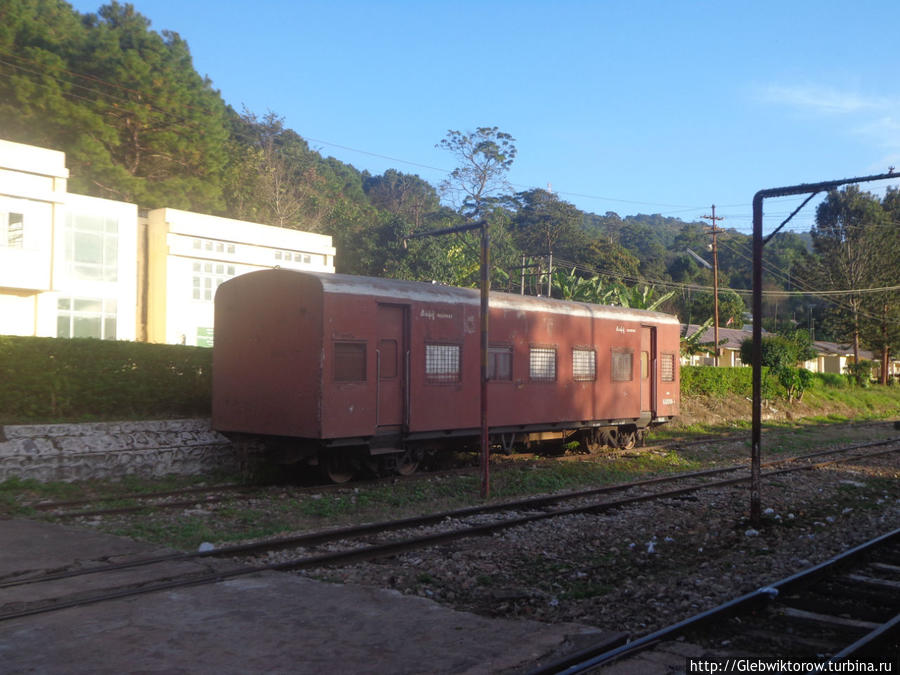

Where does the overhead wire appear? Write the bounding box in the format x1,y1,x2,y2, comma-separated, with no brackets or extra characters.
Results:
4,46,899,327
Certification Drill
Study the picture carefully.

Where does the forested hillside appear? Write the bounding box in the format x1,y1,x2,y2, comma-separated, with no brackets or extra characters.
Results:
2,0,898,369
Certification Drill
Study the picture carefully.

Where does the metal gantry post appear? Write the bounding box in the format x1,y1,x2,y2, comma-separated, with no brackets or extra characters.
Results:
480,221,490,498
750,170,896,526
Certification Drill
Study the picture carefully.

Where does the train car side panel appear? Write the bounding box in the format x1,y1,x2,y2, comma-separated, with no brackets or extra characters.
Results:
318,292,388,439
405,296,480,433
213,270,324,438
654,321,680,418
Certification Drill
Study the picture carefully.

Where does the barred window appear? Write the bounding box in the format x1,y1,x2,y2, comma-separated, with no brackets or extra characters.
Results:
572,348,596,381
334,342,366,382
611,348,634,382
488,345,512,381
426,343,460,383
661,353,675,382
529,346,556,382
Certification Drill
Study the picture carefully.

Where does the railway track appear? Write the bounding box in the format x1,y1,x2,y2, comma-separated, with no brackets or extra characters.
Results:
2,437,897,625
529,528,900,673
21,420,897,519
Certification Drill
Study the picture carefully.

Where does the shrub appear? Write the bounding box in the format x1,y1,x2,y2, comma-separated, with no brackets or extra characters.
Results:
812,372,847,389
680,365,754,397
0,336,211,424
845,359,874,387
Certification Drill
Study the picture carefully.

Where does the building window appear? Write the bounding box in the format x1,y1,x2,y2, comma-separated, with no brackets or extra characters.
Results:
334,342,367,382
192,262,236,301
1,212,24,248
611,348,634,382
529,346,556,382
425,343,460,383
65,212,118,281
661,353,675,382
57,297,117,340
488,345,512,381
573,348,596,381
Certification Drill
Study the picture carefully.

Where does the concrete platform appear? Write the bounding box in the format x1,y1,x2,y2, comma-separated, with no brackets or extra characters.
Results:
0,519,616,674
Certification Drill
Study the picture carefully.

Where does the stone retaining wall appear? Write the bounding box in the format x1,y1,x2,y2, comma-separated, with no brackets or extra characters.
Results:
0,419,238,482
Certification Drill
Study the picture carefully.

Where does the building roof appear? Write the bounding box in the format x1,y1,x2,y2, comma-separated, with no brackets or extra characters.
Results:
237,269,682,324
681,324,882,361
681,324,759,351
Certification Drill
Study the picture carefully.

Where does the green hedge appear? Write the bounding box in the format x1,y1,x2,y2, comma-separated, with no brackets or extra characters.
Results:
0,336,212,424
680,365,756,398
681,365,861,400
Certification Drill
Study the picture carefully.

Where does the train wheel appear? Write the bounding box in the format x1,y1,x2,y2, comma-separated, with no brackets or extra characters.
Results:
321,451,354,483
617,429,637,450
395,449,420,476
580,429,603,453
600,429,617,448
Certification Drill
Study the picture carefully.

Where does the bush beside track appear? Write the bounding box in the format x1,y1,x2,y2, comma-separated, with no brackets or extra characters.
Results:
0,336,211,424
0,337,895,425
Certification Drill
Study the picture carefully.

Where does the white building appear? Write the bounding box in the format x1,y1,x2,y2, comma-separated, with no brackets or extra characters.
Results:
0,139,139,341
144,208,335,345
0,138,335,346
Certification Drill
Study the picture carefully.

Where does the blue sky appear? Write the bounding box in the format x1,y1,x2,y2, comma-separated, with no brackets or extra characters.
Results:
69,0,900,234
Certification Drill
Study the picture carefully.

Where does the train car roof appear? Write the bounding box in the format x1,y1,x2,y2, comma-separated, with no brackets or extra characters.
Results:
230,268,680,325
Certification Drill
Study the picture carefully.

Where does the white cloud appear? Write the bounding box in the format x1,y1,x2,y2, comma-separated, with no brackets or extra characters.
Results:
855,116,900,145
756,84,887,115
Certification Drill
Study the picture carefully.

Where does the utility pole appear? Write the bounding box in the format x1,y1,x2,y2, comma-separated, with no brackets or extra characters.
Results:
405,220,492,498
702,205,724,366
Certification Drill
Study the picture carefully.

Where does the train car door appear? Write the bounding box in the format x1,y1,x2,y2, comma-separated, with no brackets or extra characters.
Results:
376,304,407,430
640,326,657,416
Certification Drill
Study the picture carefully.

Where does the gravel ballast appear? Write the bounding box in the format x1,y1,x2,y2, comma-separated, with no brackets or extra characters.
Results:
303,452,899,637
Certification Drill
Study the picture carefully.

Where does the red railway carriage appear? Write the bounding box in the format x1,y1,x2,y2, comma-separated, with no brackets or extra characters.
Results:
213,269,679,480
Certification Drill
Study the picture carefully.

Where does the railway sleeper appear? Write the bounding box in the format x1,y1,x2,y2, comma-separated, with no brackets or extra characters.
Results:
777,605,883,632
777,591,896,623
813,579,900,611
722,626,842,658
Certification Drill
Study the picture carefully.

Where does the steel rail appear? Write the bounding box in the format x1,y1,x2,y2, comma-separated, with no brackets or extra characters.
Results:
528,528,900,675
1,443,896,623
3,437,897,591
23,419,895,517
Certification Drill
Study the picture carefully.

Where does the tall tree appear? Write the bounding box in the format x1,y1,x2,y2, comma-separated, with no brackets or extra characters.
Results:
0,0,229,210
224,109,327,229
863,187,900,384
436,126,516,220
687,289,746,328
806,186,889,382
363,169,440,231
509,189,587,259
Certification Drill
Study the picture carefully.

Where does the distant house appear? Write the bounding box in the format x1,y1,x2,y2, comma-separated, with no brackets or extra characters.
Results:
805,341,900,382
681,323,900,381
680,324,758,368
